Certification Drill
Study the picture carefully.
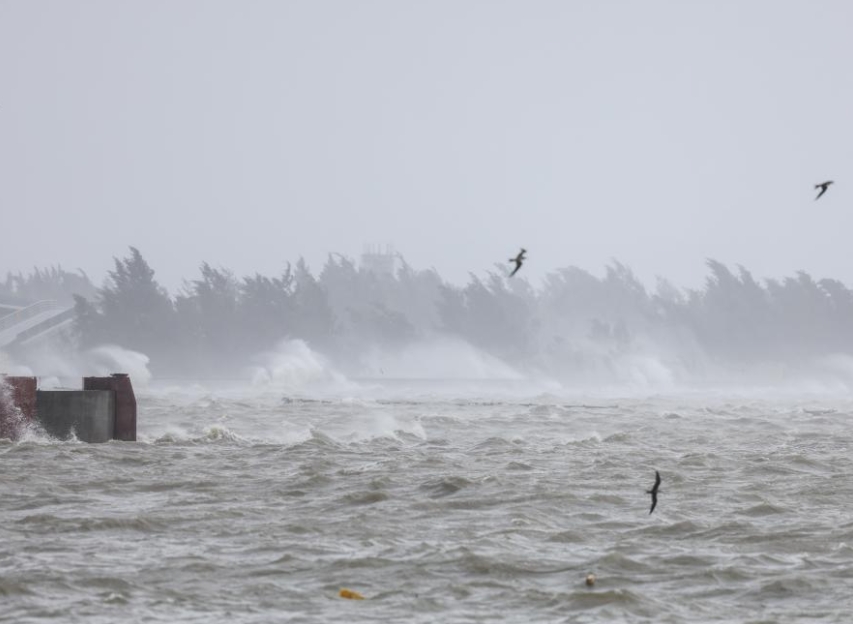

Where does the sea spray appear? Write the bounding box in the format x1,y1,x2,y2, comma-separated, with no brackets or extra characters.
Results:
0,378,23,439
249,339,355,394
358,337,525,380
2,344,152,387
85,345,152,386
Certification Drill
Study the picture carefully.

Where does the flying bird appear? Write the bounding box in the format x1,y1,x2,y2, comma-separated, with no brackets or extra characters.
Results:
815,180,834,200
509,248,527,277
647,470,661,514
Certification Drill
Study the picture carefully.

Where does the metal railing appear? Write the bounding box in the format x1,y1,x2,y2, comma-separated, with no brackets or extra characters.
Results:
0,300,66,334
8,307,76,347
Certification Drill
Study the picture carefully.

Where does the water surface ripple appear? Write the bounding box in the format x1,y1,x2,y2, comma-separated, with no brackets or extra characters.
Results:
2,387,852,622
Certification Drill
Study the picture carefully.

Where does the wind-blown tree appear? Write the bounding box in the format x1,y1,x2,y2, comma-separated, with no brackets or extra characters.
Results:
72,294,103,349
1,266,96,305
438,271,533,358
291,258,336,347
649,277,707,373
319,254,362,322
318,254,424,354
239,266,295,353
538,266,605,344
437,282,468,338
63,247,853,379
579,261,656,351
73,247,176,365
817,278,853,353
602,262,655,326
393,260,444,333
532,263,654,375
346,302,416,350
174,263,242,366
687,260,774,361
764,271,839,358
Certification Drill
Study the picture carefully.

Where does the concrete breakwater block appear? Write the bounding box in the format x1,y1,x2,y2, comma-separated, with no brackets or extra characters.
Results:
36,390,115,443
83,373,136,441
2,373,136,442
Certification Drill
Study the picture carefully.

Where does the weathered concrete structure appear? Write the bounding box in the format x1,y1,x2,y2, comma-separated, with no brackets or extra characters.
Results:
36,390,115,442
0,376,36,439
83,374,137,441
0,374,137,443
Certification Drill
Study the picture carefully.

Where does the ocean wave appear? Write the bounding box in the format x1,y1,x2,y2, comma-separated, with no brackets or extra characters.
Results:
17,513,165,533
0,579,35,597
419,476,476,498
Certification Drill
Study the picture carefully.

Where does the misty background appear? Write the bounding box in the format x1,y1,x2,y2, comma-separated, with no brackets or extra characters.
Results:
2,2,853,389
5,248,853,391
2,2,853,291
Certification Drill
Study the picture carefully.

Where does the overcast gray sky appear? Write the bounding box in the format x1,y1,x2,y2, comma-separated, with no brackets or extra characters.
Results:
1,1,852,292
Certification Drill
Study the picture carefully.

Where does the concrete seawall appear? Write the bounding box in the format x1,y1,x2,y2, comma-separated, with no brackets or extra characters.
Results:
83,374,137,441
1,374,137,443
37,390,115,442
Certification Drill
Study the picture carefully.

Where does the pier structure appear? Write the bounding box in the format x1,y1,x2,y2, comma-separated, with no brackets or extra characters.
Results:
0,373,136,443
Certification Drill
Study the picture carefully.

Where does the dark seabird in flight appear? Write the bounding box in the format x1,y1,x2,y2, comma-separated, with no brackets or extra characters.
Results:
509,248,527,277
647,470,661,514
815,180,834,200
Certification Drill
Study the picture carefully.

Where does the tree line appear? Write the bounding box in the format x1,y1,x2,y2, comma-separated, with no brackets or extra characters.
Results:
6,248,853,377
1,266,96,306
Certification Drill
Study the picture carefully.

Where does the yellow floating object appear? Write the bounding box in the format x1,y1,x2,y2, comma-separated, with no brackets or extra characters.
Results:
585,573,596,587
339,588,365,600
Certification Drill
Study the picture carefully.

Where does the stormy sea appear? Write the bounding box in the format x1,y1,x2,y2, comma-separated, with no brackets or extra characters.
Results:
2,370,853,624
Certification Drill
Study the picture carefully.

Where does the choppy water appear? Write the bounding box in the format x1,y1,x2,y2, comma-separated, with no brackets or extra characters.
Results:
3,380,853,623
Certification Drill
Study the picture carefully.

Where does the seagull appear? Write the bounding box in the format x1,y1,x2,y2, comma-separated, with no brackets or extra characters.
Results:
509,248,526,277
647,470,661,514
815,180,834,200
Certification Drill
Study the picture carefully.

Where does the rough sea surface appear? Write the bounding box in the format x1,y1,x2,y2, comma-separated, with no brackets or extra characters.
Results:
2,379,853,623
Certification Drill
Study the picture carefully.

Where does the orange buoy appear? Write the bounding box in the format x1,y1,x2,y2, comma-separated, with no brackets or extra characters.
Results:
339,588,365,600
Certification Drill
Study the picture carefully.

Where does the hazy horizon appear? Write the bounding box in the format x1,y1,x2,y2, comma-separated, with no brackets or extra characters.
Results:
3,1,853,293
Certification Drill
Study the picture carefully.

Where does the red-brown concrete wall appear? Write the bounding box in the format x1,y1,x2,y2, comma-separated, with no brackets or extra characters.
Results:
83,374,136,441
0,376,37,440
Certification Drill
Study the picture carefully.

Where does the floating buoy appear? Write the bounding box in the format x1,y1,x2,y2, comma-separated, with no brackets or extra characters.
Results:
339,588,365,600
585,573,596,587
